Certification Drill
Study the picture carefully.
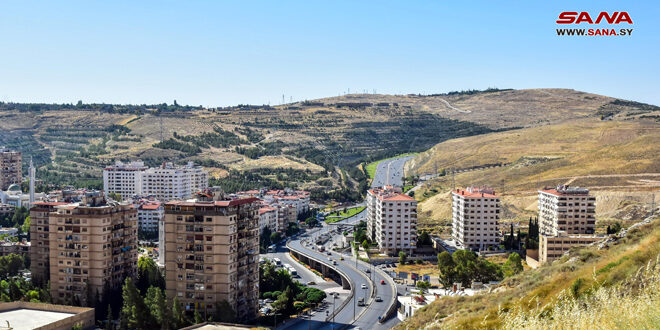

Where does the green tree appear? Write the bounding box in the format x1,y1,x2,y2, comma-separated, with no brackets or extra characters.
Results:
503,252,523,277
172,297,187,329
399,251,407,265
416,281,431,293
214,300,236,323
120,277,153,329
437,251,457,288
137,256,164,293
270,232,282,244
105,305,114,330
362,239,369,251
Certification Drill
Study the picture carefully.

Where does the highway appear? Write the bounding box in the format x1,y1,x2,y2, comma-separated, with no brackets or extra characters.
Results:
371,155,415,188
276,156,412,329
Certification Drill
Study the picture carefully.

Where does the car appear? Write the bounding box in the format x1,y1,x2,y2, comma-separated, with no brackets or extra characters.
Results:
365,269,371,273
328,257,332,261
361,283,367,289
357,297,365,306
340,256,344,261
375,296,382,302
380,280,386,285
327,251,332,255
332,261,337,265
307,281,316,285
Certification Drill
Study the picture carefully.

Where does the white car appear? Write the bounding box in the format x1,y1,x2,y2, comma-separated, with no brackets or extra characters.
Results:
361,284,367,289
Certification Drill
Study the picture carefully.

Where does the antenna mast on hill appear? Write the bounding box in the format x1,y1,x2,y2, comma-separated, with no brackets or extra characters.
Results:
282,94,285,105
451,167,456,190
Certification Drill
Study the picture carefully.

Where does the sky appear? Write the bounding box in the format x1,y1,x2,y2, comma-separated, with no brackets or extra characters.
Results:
1,1,658,107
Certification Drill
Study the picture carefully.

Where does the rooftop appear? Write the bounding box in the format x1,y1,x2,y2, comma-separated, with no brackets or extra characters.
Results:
540,185,590,196
0,302,93,330
452,187,498,198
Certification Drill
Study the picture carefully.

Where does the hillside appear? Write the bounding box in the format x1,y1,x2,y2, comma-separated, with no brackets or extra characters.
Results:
0,88,657,199
395,215,660,329
405,117,660,234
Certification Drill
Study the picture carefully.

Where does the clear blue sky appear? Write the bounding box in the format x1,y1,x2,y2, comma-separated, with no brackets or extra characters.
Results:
1,1,658,106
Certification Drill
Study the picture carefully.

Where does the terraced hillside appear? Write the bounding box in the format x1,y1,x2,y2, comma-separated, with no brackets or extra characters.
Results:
0,88,657,199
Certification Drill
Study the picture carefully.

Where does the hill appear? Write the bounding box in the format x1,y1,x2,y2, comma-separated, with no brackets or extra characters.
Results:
395,215,660,329
405,117,660,234
0,88,657,200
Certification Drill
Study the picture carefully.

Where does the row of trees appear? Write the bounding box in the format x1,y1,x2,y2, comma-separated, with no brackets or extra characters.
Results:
437,250,513,288
260,261,326,316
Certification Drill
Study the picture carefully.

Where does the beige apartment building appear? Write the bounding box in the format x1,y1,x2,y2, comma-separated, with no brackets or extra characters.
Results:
0,148,21,191
451,186,501,251
30,202,69,287
366,186,417,256
36,192,138,306
537,185,600,264
164,188,260,321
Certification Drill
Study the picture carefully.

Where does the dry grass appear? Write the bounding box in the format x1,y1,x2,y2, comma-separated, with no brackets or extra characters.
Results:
395,216,660,329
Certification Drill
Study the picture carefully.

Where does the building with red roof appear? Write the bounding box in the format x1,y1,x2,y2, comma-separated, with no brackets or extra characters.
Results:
451,186,501,251
366,186,417,256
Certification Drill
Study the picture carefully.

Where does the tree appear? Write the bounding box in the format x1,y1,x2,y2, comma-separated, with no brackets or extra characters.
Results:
362,239,369,251
417,231,432,246
399,251,407,265
437,252,456,288
172,297,187,329
137,256,164,293
273,285,295,315
214,300,236,323
194,307,203,324
416,281,431,293
503,252,523,277
105,305,114,330
120,277,153,329
270,232,282,244
20,216,30,239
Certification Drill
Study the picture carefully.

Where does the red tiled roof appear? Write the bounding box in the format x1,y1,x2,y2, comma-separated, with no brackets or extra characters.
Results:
139,202,162,210
259,207,277,215
453,189,498,198
382,194,415,202
32,202,69,207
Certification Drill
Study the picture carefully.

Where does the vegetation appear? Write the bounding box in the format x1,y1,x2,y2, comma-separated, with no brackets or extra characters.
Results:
260,260,326,317
437,250,503,288
325,206,366,223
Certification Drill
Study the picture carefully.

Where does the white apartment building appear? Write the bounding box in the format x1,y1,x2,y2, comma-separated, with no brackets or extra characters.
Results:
538,185,596,236
103,160,208,201
451,186,501,251
537,185,598,264
137,202,164,233
103,161,147,198
366,186,417,256
259,206,278,233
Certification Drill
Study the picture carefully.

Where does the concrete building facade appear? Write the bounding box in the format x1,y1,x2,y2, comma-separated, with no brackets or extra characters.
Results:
164,189,260,321
366,186,417,256
137,202,164,233
43,192,138,306
537,185,599,264
451,186,501,251
29,202,69,287
0,148,21,191
103,160,208,201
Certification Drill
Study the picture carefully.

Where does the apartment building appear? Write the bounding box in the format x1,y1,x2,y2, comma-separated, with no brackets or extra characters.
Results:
366,186,417,256
43,192,138,306
103,160,208,201
451,186,501,251
0,240,30,257
537,185,599,264
137,202,164,233
103,161,147,198
235,189,310,217
164,188,260,321
258,206,278,233
538,185,596,236
0,148,21,191
29,202,68,287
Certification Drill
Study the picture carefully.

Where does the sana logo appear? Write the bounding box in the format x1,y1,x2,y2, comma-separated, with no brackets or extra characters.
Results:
556,12,633,24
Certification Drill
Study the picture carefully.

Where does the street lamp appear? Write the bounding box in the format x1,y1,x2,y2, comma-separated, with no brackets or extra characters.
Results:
332,293,338,328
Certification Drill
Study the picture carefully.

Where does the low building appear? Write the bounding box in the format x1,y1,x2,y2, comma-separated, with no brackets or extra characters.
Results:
0,241,29,257
0,301,94,330
0,227,18,238
539,232,602,264
258,206,278,233
0,204,14,216
0,184,46,209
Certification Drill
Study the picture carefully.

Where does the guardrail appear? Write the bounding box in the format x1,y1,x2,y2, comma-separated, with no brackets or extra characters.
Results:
286,240,355,324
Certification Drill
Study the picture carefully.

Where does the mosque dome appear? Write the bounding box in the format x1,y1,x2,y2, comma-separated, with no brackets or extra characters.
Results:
7,184,21,192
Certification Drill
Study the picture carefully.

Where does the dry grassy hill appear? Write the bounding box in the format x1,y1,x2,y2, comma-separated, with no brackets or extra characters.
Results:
405,117,660,234
0,88,657,197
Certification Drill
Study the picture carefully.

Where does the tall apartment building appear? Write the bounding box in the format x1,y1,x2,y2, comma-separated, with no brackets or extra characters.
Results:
451,186,501,251
538,185,596,236
29,202,69,287
103,160,208,201
366,186,417,256
103,161,147,198
38,192,138,306
0,148,21,191
537,185,599,264
137,202,164,233
164,188,260,321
